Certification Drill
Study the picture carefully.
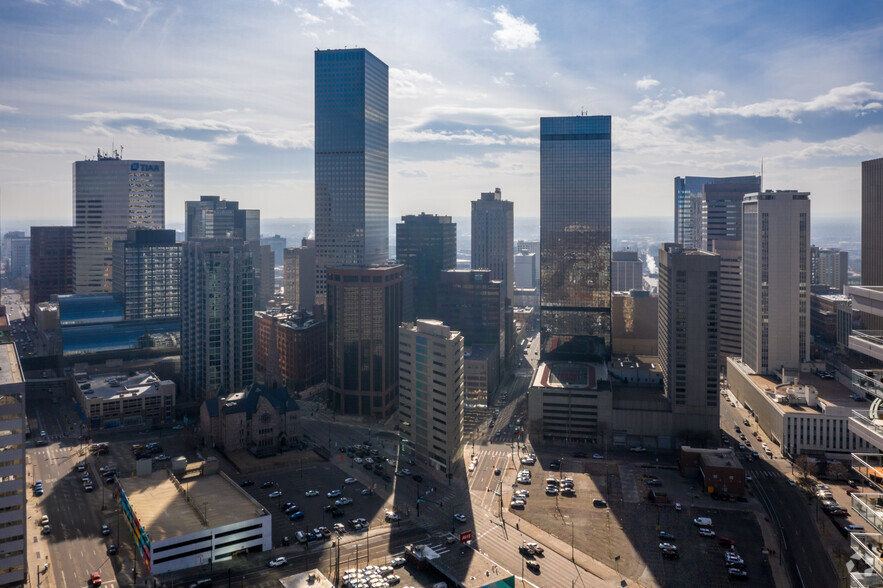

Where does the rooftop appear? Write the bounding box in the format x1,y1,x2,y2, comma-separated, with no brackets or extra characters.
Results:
75,371,171,401
531,361,606,390
730,359,855,414
0,341,23,387
406,540,513,588
119,469,267,540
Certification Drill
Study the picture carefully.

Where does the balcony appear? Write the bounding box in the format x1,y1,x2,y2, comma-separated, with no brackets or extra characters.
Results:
853,493,883,535
854,369,883,400
853,454,883,492
850,332,883,364
851,568,883,588
852,532,883,579
851,412,883,449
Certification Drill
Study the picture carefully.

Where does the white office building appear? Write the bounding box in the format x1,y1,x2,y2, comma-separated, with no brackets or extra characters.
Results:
73,153,165,294
399,320,464,474
0,322,26,586
742,190,811,376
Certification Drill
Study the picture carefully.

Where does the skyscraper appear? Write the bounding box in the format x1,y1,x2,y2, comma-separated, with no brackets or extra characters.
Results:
658,243,720,437
314,48,389,299
326,264,403,418
112,229,181,321
283,239,316,310
742,190,811,375
0,314,26,587
674,175,760,249
811,246,849,292
73,153,165,293
472,188,514,305
396,213,456,322
399,319,464,474
862,157,883,329
540,115,611,362
611,250,643,292
29,226,74,316
181,239,254,401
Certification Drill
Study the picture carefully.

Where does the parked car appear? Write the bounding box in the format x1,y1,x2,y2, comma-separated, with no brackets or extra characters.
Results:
268,490,282,498
658,531,675,540
268,556,287,568
239,480,255,487
305,490,319,497
344,477,358,485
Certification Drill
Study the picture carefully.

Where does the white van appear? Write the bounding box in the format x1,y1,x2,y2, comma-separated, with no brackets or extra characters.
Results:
693,517,713,527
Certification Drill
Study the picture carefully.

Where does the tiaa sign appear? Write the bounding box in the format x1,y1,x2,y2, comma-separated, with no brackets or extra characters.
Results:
130,163,161,172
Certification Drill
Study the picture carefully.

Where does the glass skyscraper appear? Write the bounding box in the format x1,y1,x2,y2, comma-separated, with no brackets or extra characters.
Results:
314,48,389,297
674,175,759,249
73,154,165,294
540,115,612,362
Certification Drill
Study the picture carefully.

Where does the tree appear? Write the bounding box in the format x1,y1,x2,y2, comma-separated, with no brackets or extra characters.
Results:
826,461,849,482
795,454,819,481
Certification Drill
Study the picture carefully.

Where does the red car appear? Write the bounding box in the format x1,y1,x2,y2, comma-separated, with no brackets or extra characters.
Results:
90,572,102,586
718,537,735,547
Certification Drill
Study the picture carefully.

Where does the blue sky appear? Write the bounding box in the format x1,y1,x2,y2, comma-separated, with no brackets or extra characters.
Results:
1,0,882,226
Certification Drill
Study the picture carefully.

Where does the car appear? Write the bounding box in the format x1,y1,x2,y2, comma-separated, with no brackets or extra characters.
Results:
646,479,662,486
510,499,526,508
107,544,117,555
545,486,558,495
188,580,213,588
630,446,647,452
361,488,374,495
344,477,358,484
354,457,364,464
385,510,401,522
33,487,43,496
400,468,411,476
788,480,797,486
239,480,255,487
592,453,604,460
268,490,282,498
658,531,675,540
494,468,501,475
154,454,170,462
268,556,287,568
412,474,423,482
675,502,682,511
335,497,352,506
745,474,753,482
524,542,544,554
77,461,86,471
661,547,680,559
724,553,744,566
84,484,94,492
289,511,304,520
90,572,102,586
260,481,275,489
101,524,111,536
728,567,749,578
386,574,401,585
305,489,319,497
333,523,346,533
453,513,467,522
514,489,530,497
718,537,735,546
172,424,184,430
524,559,540,572
327,489,341,498
698,527,716,537
845,524,866,533
41,524,51,535
659,542,678,551
391,556,406,568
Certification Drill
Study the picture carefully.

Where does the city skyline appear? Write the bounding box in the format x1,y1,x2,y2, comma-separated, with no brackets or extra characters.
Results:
2,1,882,225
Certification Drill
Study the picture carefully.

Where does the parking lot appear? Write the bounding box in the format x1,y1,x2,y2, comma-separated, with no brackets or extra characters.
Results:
512,453,774,586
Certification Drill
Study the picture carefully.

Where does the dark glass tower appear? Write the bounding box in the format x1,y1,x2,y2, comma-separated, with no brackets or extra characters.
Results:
540,115,612,362
396,214,456,322
674,175,760,249
314,48,389,298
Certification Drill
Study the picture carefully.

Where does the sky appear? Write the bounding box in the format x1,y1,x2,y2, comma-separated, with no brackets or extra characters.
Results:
1,0,882,228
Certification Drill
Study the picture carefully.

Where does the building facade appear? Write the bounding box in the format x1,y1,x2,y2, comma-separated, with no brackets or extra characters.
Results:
184,196,258,242
0,312,26,587
437,270,505,352
260,234,287,266
540,115,612,362
326,264,403,418
7,236,29,280
73,370,175,428
399,320,464,474
73,154,165,294
283,239,316,311
611,250,643,292
658,243,721,439
112,229,181,321
811,246,849,293
314,48,389,299
181,239,254,402
742,191,811,376
29,226,74,316
673,175,759,250
471,189,514,305
254,309,325,391
396,213,456,322
514,252,537,289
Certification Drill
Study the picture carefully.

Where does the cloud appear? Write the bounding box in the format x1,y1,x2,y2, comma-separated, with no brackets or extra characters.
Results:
493,72,515,86
491,6,539,50
397,169,427,178
0,104,18,114
321,0,352,15
107,0,140,11
390,67,444,99
294,7,323,25
636,76,660,90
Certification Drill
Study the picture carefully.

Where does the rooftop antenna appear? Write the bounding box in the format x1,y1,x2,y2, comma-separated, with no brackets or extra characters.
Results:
760,158,764,192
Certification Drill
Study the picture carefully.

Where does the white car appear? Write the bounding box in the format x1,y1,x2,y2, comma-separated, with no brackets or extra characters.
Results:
630,446,647,452
268,490,282,498
401,469,411,476
335,497,352,506
344,477,358,485
468,463,476,472
390,556,406,567
675,503,682,511
305,490,319,497
354,457,364,464
592,453,604,460
268,556,287,567
453,513,467,522
510,499,526,508
698,527,716,538
327,489,341,498
514,490,530,498
545,486,558,495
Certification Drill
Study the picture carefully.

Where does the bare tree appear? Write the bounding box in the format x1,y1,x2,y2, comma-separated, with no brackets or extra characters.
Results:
795,454,819,481
826,461,849,482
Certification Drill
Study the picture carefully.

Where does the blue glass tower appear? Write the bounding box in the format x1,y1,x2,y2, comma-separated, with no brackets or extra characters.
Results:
540,115,612,362
314,48,389,297
674,175,760,249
